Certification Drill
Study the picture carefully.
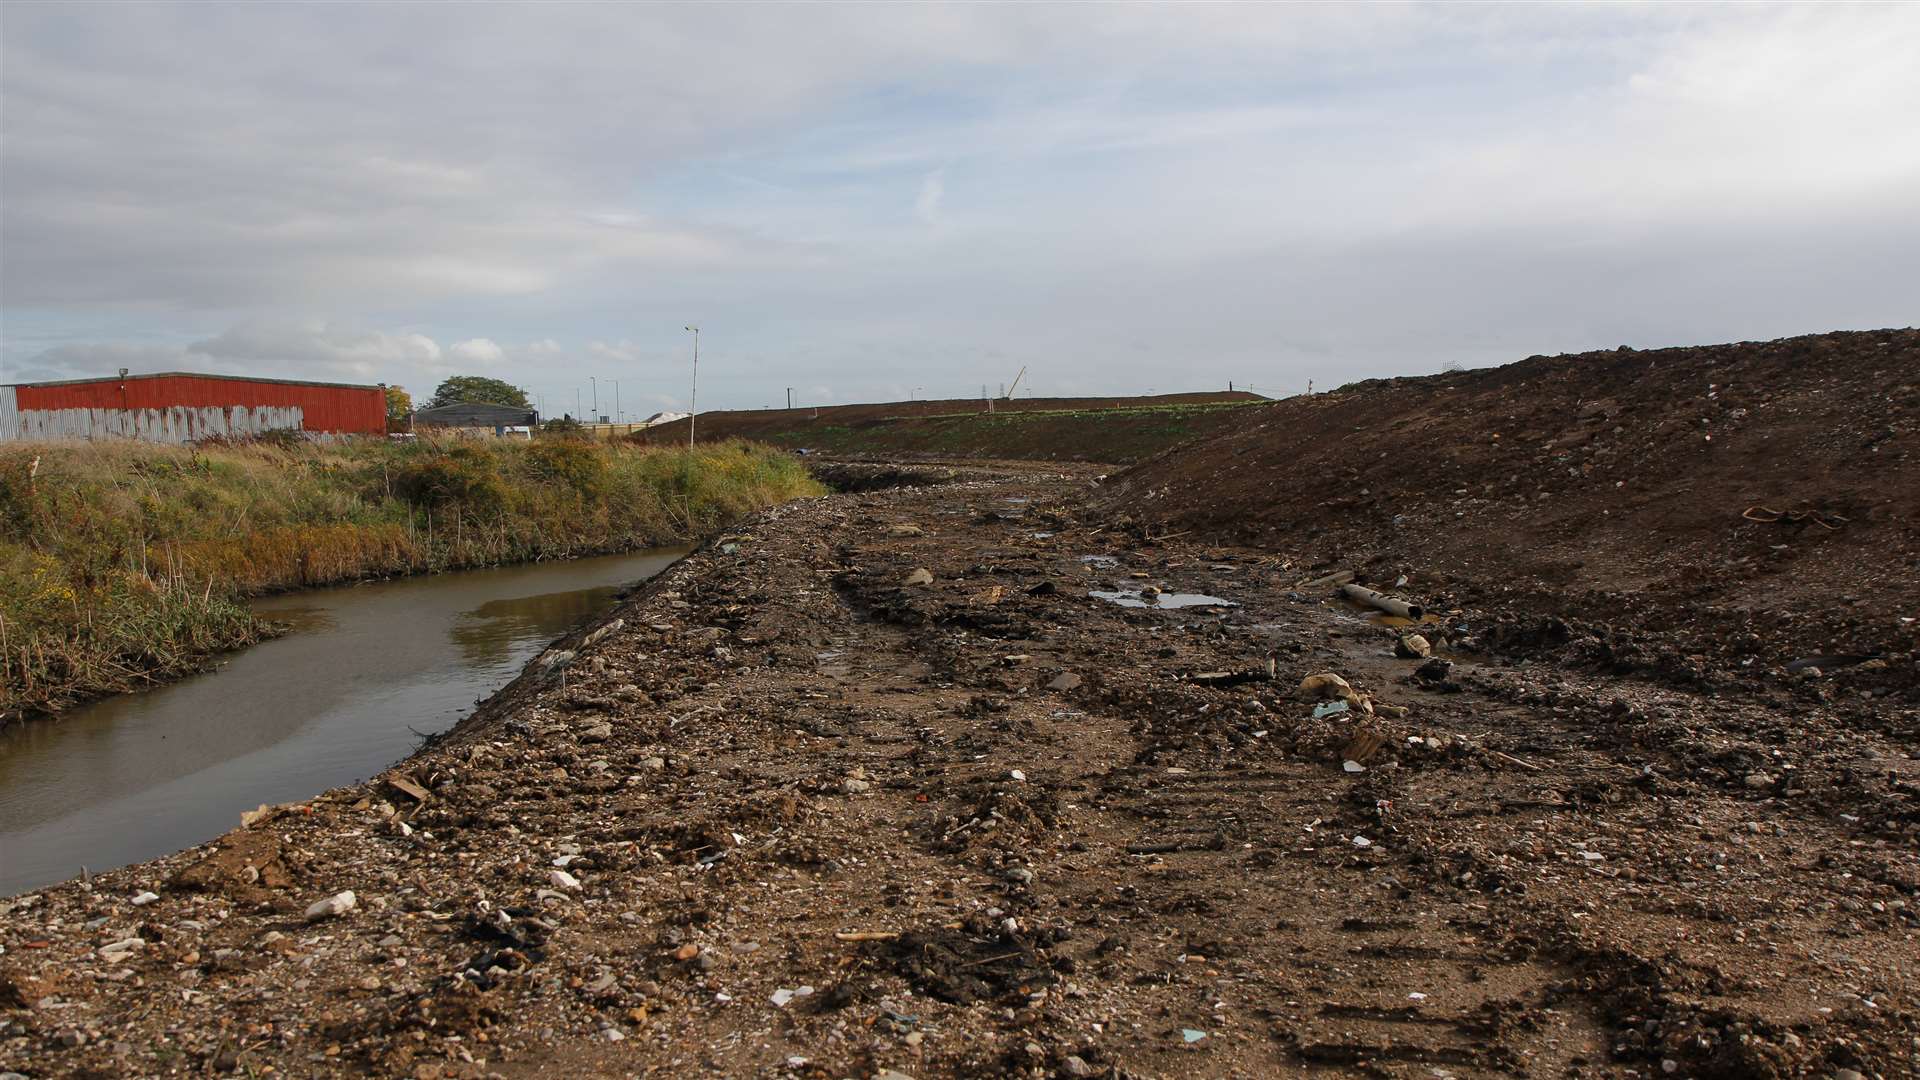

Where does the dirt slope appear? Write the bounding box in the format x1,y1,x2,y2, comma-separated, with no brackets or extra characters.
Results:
629,393,1265,465
5,474,1915,1078
1103,329,1920,679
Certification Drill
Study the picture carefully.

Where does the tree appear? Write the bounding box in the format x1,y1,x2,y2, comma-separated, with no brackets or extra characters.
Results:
384,385,413,430
428,375,529,410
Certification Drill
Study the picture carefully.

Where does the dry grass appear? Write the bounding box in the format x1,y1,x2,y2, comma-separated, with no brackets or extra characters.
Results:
0,436,822,720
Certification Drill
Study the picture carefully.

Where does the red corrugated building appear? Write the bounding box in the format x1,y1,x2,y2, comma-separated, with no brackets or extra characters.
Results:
1,372,387,444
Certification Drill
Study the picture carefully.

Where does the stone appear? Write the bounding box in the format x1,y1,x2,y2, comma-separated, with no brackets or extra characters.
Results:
1299,673,1353,701
904,568,935,586
548,869,582,891
305,891,357,921
129,891,159,907
579,721,614,743
1047,672,1083,692
843,778,873,795
1064,1057,1095,1078
1394,634,1432,659
97,937,145,959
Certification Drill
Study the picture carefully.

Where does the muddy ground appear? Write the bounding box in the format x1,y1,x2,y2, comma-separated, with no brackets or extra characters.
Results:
2,470,1916,1079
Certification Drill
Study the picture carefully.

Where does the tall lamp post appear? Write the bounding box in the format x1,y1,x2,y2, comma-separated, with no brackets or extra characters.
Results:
684,325,699,448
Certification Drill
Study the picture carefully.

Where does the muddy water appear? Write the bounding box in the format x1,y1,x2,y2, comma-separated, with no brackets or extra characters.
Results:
0,547,687,896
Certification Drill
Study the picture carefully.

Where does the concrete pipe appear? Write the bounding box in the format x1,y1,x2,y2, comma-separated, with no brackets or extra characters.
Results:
1341,583,1424,620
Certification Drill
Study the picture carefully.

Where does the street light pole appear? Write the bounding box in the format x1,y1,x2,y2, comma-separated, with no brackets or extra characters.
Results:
684,326,700,448
590,376,597,419
614,381,620,425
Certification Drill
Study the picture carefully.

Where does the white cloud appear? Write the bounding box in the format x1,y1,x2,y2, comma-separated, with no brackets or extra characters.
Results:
913,169,945,227
448,338,506,365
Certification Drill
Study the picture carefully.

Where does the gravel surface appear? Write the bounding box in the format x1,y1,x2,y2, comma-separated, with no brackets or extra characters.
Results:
2,472,1915,1079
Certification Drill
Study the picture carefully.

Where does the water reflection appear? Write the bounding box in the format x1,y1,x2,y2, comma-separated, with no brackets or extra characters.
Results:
0,546,687,895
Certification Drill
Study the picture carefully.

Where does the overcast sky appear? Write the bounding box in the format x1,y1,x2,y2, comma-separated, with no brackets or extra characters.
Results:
3,3,1916,417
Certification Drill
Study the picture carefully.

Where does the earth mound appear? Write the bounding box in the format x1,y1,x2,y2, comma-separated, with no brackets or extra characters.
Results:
1101,328,1920,678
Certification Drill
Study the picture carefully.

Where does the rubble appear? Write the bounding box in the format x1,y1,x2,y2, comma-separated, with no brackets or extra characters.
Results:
3,468,1914,1077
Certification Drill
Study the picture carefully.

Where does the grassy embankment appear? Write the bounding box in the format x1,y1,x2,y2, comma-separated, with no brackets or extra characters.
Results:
0,437,822,721
635,400,1269,464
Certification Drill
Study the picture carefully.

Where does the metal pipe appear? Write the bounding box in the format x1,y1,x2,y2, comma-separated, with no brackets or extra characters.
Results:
1340,583,1423,620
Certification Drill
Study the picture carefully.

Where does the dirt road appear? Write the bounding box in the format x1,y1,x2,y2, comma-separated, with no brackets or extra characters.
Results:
3,471,1915,1078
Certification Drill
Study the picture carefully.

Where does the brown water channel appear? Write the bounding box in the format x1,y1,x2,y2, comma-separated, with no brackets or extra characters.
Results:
0,547,687,896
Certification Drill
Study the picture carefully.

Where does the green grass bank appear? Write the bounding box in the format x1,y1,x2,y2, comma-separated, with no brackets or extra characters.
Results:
0,437,822,722
632,400,1268,464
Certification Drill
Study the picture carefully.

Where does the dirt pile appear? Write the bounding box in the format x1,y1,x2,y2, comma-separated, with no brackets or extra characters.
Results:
1103,328,1920,681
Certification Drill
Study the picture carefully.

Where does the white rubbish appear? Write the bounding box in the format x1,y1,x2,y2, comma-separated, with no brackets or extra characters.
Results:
1009,769,1027,781
1343,760,1367,773
129,891,159,907
1351,835,1373,848
770,985,816,1008
548,869,582,890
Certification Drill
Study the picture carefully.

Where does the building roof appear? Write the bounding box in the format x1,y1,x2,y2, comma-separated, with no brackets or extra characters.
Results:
5,370,383,391
414,401,538,425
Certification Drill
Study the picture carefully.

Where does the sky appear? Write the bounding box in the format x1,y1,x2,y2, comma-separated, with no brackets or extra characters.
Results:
2,3,1917,418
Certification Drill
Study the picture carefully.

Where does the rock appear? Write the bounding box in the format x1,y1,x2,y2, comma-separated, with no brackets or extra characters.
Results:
642,756,666,771
1064,1057,1095,1078
97,937,145,959
1047,672,1083,692
1833,1070,1867,1080
874,1072,917,1080
904,568,935,586
129,891,159,907
1299,673,1353,701
548,869,582,890
579,721,614,743
887,524,924,537
1413,658,1454,683
1394,634,1432,659
1342,760,1367,774
55,1028,87,1048
1745,772,1775,790
304,891,356,921
673,944,700,962
843,778,873,795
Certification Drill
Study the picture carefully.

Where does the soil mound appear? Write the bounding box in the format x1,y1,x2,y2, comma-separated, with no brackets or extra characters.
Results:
1102,328,1920,675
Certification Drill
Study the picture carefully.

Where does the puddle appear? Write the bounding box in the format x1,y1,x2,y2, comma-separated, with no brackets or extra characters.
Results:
1090,589,1237,610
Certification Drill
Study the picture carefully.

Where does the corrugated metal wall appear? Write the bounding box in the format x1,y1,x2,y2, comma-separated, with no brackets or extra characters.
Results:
1,375,386,443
